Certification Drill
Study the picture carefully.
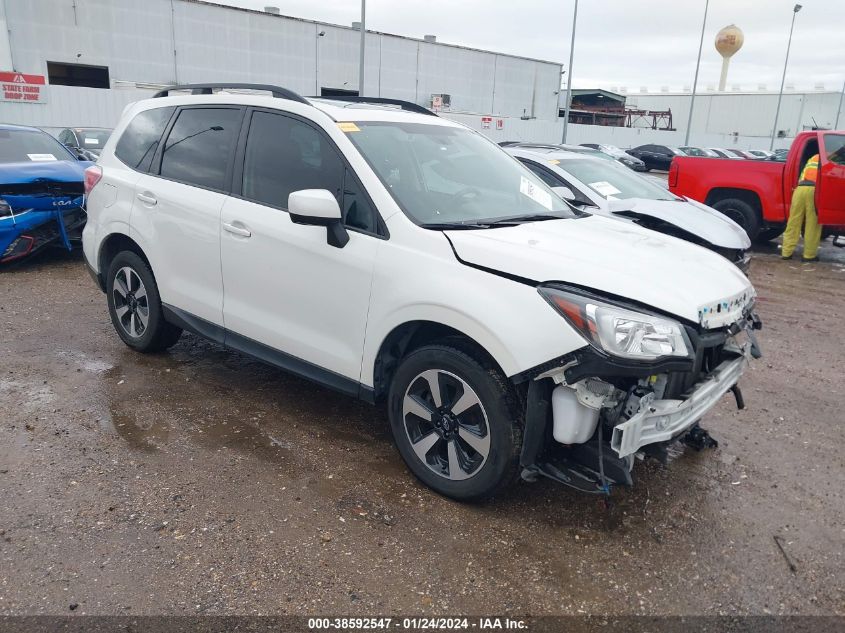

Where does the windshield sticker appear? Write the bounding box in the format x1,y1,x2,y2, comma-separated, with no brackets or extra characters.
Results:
84,137,99,145
520,176,553,210
27,153,57,161
548,159,561,165
337,122,361,133
589,181,621,197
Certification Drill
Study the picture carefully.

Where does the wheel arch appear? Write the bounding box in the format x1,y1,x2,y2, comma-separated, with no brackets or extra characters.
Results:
98,232,152,284
369,319,514,404
704,187,764,217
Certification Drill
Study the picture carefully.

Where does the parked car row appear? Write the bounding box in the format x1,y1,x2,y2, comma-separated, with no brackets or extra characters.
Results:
80,84,761,502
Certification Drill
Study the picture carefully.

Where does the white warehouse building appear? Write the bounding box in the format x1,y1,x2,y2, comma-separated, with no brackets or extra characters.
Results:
0,0,563,138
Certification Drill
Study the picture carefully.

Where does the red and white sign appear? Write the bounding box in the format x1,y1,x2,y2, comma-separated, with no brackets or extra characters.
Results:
496,118,504,131
0,72,47,104
481,116,492,129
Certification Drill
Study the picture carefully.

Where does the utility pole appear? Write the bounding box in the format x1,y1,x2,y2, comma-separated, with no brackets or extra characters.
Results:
770,4,802,151
561,0,578,144
358,0,366,96
684,0,709,147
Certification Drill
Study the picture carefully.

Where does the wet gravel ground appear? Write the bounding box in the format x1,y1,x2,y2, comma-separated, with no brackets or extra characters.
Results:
1,241,844,617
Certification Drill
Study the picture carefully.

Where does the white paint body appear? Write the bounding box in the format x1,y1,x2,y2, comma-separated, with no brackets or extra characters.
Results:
83,92,756,395
506,148,751,251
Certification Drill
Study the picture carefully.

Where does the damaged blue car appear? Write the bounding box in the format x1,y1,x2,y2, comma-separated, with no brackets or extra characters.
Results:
0,124,91,264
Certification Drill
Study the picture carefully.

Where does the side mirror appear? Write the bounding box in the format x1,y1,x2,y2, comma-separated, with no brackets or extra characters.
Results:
288,189,349,248
552,186,576,202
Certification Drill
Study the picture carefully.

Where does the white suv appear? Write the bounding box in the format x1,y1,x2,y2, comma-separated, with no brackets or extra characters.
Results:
82,84,762,501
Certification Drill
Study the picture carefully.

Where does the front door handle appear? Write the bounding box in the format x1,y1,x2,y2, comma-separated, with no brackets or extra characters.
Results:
222,222,252,238
136,192,157,206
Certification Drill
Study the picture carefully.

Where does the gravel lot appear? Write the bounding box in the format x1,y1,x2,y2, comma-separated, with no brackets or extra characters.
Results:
1,241,844,616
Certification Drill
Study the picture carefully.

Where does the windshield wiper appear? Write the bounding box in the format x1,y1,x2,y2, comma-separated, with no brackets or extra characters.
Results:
421,213,571,230
420,221,497,230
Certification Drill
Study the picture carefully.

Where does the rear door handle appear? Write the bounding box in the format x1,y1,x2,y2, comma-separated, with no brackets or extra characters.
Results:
222,222,252,238
136,192,157,206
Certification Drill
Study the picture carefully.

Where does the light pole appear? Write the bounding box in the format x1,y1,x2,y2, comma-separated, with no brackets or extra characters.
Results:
684,0,709,147
561,0,578,144
770,4,802,151
358,0,366,96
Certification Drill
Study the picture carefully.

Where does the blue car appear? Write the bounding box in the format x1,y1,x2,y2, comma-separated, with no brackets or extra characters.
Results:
0,124,92,264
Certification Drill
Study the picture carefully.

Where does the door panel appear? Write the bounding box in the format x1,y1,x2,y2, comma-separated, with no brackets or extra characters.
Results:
816,133,845,227
221,109,379,381
131,174,227,324
221,196,378,381
129,106,243,326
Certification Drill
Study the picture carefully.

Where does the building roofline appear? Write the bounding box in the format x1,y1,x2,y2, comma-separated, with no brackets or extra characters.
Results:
184,0,564,67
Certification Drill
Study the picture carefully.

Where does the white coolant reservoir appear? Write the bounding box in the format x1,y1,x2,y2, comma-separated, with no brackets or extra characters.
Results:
551,384,600,445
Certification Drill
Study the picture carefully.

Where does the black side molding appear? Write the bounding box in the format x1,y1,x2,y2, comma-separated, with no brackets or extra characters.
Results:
161,304,365,400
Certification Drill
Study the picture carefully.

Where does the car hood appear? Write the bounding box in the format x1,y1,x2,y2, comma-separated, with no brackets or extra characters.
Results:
446,215,754,326
606,197,751,250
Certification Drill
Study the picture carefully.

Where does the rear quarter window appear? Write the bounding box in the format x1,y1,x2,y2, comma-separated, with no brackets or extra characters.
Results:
114,106,175,172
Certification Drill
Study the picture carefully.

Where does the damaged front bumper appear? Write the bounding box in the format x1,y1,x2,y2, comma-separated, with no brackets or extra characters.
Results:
611,344,749,458
520,311,761,495
0,207,86,264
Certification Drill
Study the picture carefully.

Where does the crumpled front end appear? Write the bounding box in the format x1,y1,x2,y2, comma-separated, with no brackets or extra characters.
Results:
519,293,762,495
0,176,86,264
0,204,86,264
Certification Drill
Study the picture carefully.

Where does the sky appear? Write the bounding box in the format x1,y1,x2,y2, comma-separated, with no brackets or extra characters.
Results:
211,0,844,93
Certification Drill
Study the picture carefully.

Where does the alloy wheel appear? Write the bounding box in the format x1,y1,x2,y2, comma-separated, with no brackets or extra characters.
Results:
112,266,149,338
402,369,491,481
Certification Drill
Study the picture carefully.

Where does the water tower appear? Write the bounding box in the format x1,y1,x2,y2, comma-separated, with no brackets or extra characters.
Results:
715,25,744,91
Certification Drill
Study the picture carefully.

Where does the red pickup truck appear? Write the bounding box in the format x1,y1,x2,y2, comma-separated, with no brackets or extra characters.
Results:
669,130,845,241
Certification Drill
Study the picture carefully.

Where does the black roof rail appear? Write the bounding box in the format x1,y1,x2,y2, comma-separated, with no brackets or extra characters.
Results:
152,83,310,105
312,95,437,117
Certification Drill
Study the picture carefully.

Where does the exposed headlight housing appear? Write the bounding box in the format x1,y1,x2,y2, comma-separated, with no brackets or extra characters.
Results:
0,198,12,218
539,286,691,361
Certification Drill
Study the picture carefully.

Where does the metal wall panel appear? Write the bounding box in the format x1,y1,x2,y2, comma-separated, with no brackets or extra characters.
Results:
416,42,496,114
6,0,175,84
2,0,562,122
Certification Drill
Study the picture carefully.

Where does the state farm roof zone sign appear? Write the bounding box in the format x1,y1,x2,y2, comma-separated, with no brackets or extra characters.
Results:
0,72,46,103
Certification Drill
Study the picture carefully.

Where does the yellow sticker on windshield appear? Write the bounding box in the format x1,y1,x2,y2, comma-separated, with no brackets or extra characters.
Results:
548,159,560,165
337,122,361,132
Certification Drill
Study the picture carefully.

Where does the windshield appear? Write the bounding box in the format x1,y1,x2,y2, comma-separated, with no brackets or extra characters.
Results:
345,122,574,225
0,128,74,164
558,158,679,201
73,128,111,149
668,147,687,156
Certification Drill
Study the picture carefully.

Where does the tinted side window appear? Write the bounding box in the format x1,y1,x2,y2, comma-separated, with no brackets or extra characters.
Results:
823,134,845,165
58,130,71,145
115,107,175,172
159,108,241,191
241,111,344,210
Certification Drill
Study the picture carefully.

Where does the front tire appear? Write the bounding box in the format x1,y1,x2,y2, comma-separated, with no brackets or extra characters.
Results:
387,344,522,501
106,251,182,352
712,197,761,240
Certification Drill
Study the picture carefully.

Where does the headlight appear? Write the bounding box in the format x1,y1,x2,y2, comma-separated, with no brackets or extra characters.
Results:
0,198,11,218
539,287,690,360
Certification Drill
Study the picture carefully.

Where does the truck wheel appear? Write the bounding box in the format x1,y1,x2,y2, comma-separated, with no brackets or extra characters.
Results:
387,344,522,501
106,251,182,353
712,198,761,240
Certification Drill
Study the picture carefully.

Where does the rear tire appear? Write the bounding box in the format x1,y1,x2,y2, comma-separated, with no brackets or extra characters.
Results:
387,344,522,501
106,251,182,352
711,197,761,240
